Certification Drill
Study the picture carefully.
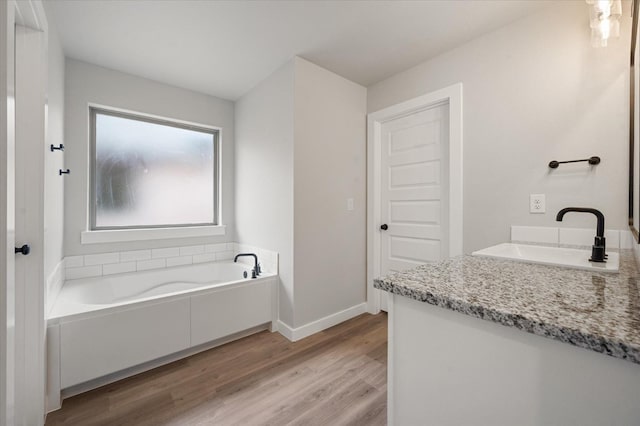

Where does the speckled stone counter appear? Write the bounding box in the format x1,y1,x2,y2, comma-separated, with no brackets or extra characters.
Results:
374,250,640,365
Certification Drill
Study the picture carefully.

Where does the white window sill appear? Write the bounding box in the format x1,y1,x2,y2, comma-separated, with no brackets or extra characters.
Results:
81,225,226,244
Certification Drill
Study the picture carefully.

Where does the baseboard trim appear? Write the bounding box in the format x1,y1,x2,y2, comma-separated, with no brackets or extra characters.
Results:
277,320,295,340
277,302,368,342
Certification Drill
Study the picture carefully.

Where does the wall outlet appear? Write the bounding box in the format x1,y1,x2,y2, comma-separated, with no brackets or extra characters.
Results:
530,194,545,214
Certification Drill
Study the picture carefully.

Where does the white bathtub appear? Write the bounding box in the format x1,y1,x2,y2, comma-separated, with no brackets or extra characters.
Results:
49,261,270,319
47,261,278,407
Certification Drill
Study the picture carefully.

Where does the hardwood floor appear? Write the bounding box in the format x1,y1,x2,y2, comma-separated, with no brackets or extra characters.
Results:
45,313,387,426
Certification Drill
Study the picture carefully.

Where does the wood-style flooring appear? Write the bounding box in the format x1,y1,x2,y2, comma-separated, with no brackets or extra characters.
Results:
45,313,387,426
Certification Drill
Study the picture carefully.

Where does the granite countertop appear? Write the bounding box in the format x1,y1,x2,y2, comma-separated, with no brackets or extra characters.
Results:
374,250,640,365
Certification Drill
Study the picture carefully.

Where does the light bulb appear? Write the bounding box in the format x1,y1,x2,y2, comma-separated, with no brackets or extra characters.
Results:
586,0,621,47
597,0,612,17
599,18,611,40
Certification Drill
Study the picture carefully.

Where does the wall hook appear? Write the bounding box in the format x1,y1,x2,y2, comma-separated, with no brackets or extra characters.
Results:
59,169,70,175
549,156,600,169
50,144,64,152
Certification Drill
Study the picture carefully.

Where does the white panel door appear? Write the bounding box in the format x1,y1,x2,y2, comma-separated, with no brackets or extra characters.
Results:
2,5,48,424
0,3,16,424
14,24,46,425
380,103,449,283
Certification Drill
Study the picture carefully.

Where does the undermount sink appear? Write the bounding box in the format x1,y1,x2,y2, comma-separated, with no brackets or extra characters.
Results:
472,243,619,273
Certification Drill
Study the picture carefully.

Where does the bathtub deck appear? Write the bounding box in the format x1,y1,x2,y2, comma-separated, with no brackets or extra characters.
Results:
45,312,387,426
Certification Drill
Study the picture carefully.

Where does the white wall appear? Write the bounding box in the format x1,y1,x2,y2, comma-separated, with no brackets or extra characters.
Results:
44,4,65,293
235,61,295,325
293,58,367,326
235,58,367,329
368,2,631,253
64,59,235,255
43,5,66,414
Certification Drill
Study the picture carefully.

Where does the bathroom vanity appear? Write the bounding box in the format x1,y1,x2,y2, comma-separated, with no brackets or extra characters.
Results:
374,251,640,426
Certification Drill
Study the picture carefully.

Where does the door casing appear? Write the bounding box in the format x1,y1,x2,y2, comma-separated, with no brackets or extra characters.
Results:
366,83,463,314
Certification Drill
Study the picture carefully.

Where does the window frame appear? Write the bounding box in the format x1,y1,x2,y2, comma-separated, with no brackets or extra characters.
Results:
88,106,221,231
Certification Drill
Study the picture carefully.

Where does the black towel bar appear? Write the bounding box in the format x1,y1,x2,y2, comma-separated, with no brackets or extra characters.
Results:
549,156,600,169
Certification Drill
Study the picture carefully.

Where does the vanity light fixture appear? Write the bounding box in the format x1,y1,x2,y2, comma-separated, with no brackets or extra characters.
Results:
586,0,623,47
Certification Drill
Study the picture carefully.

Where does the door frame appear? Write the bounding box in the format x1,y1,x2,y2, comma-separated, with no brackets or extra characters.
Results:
366,83,463,314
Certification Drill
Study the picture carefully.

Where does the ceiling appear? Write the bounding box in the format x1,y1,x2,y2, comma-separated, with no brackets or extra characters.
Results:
47,1,551,101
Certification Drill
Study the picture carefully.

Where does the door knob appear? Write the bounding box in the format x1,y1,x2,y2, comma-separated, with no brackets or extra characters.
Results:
380,224,388,230
14,244,30,255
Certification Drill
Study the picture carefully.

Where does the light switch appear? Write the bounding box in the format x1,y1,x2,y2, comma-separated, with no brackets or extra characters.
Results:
347,198,355,211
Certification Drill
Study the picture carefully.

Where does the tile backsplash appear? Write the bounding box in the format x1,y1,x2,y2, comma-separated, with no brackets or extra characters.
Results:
511,226,559,245
511,225,634,249
64,242,278,281
233,243,278,274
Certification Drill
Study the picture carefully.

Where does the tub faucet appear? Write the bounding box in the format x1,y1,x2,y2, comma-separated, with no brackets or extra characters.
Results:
234,253,260,278
556,207,606,262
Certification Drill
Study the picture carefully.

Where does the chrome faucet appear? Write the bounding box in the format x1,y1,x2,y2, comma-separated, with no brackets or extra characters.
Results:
556,207,606,262
234,253,260,278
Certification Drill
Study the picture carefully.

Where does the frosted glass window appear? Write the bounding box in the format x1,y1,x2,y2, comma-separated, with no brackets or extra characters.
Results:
90,108,218,229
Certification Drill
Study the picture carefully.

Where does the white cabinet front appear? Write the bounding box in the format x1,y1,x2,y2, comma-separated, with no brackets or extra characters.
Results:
191,279,273,346
60,298,190,388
